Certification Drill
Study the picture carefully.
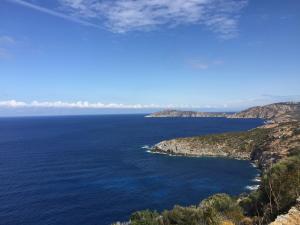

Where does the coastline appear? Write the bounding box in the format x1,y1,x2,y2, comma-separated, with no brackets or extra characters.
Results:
149,148,251,160
114,102,300,225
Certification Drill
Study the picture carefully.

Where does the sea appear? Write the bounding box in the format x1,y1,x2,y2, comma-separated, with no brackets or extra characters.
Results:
0,115,263,225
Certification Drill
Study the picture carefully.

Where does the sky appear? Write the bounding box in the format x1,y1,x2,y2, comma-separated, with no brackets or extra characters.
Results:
0,0,300,116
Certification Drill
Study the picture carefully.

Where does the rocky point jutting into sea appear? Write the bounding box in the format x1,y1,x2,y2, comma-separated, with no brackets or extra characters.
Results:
114,102,300,225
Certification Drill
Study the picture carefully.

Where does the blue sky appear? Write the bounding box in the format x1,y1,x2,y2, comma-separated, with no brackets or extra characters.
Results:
0,0,300,115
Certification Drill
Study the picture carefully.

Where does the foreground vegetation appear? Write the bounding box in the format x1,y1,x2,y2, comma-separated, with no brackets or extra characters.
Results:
240,147,300,224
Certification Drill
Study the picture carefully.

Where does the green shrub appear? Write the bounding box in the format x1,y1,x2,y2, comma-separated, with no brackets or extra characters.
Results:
130,210,160,225
199,194,244,224
238,153,300,224
261,154,300,217
162,205,209,225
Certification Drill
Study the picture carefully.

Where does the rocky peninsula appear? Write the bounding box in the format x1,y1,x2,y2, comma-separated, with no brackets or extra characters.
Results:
152,121,300,171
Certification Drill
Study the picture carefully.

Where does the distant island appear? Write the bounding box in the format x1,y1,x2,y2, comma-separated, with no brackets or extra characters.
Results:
115,102,300,225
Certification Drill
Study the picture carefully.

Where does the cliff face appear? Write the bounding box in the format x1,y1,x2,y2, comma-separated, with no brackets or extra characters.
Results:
228,102,300,122
145,110,228,118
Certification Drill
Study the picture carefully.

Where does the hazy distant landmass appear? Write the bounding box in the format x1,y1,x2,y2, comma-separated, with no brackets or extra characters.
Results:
146,102,300,123
145,109,229,118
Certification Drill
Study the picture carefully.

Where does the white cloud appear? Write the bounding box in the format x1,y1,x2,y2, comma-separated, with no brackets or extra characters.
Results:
0,100,232,109
1,97,298,112
60,0,248,38
8,0,248,39
0,100,27,107
0,100,186,109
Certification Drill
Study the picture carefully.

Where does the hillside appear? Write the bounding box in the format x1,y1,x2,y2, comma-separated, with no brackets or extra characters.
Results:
228,102,300,122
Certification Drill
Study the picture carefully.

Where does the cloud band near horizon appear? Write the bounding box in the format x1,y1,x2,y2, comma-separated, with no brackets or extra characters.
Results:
1,97,299,111
0,100,201,109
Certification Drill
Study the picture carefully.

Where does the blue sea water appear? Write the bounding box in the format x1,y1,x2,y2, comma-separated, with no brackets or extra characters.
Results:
0,115,263,225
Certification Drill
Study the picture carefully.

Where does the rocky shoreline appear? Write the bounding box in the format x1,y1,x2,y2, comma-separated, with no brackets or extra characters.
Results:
151,138,251,160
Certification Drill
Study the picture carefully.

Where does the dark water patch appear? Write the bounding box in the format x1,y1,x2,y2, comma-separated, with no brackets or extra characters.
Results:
0,115,263,225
